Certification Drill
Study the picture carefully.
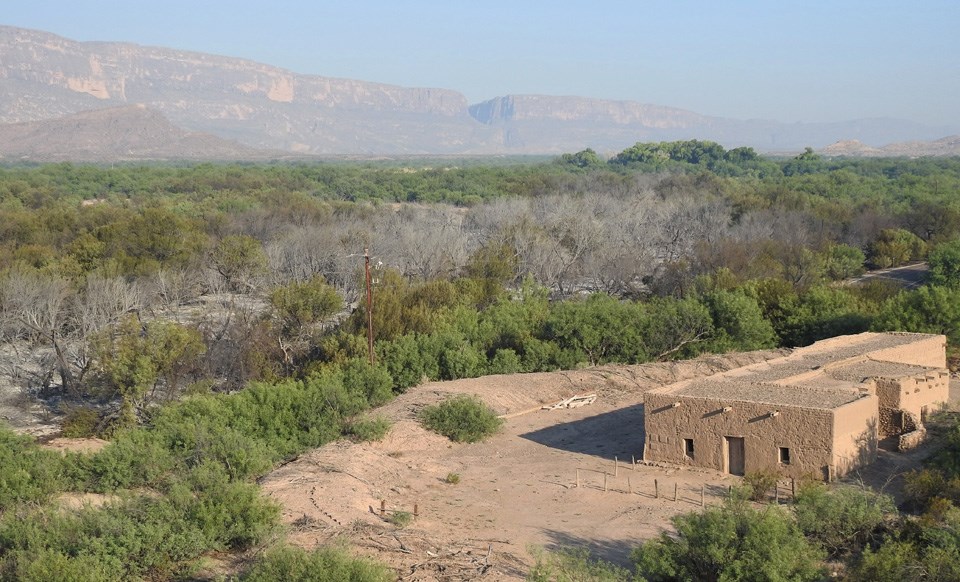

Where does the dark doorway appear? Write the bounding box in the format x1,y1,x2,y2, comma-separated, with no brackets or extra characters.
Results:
725,436,745,476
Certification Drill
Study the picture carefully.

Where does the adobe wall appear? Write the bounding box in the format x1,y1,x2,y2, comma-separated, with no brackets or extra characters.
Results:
644,390,835,479
875,372,949,436
831,394,879,478
869,334,947,368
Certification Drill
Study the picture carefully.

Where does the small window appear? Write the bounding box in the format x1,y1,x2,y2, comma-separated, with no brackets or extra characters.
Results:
684,438,695,458
779,447,791,465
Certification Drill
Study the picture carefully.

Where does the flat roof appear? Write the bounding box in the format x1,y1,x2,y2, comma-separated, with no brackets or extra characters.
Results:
649,332,944,410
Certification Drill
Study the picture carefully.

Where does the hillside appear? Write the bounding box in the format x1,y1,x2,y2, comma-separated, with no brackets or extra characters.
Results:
821,135,960,158
0,104,284,162
0,25,953,157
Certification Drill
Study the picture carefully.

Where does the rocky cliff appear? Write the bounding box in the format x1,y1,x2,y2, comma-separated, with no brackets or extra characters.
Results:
0,25,953,158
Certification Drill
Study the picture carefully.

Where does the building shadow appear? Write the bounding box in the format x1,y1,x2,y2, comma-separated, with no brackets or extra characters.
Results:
519,404,645,461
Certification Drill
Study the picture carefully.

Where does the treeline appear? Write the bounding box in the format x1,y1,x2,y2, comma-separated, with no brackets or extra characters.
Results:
1,148,960,579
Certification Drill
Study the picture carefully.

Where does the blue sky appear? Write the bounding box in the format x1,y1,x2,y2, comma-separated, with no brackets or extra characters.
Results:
4,1,958,127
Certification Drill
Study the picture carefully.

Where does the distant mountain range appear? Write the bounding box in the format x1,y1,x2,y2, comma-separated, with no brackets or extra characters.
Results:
0,25,955,161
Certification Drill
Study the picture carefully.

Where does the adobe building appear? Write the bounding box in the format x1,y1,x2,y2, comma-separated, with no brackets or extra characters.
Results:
643,332,949,480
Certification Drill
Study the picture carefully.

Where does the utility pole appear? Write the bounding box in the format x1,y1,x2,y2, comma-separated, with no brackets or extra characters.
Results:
364,247,374,364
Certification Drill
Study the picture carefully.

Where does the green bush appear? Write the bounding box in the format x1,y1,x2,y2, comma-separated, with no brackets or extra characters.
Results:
242,544,393,582
387,510,414,528
60,405,102,438
344,416,391,442
527,547,630,582
793,484,895,558
633,501,825,582
743,469,779,502
0,428,70,509
444,472,461,484
418,395,503,443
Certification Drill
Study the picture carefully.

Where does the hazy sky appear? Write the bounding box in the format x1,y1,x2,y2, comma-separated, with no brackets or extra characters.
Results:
4,1,958,127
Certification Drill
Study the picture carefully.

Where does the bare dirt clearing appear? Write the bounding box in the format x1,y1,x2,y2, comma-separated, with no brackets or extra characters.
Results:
260,350,787,581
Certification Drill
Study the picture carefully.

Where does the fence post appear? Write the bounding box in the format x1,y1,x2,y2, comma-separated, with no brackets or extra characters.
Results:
576,469,580,489
701,484,705,507
380,500,386,516
632,455,636,469
603,473,608,492
628,476,632,495
414,503,419,517
614,457,619,477
791,477,796,499
775,483,779,504
674,483,678,502
655,479,659,499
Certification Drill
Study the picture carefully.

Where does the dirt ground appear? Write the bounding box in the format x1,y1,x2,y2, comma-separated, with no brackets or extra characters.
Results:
259,350,789,581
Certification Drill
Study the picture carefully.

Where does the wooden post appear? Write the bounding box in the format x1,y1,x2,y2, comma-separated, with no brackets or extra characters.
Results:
628,476,632,495
674,483,678,502
655,479,659,499
631,455,636,469
775,483,779,504
614,457,619,477
414,503,419,517
576,469,580,488
728,485,732,497
791,477,796,500
701,484,705,507
380,500,386,516
603,473,608,492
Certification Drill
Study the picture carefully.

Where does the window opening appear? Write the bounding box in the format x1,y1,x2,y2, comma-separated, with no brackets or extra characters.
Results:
779,447,791,465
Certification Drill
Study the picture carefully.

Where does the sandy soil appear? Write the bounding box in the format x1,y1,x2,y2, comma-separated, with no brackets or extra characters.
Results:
259,350,786,581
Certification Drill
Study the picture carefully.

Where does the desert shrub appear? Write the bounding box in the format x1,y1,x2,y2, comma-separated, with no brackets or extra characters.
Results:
444,472,461,485
633,501,824,582
527,547,630,582
743,469,779,502
60,405,102,438
242,544,393,582
793,484,895,557
170,461,280,550
0,428,70,509
78,428,178,492
388,510,413,528
418,394,503,443
344,416,391,442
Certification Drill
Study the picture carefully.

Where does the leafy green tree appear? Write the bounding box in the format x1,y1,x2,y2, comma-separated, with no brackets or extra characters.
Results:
793,484,895,558
643,296,714,360
868,228,927,269
928,239,960,286
92,315,205,426
211,234,268,292
703,289,777,352
557,148,605,170
778,286,871,346
872,285,960,344
823,244,866,280
270,276,342,333
544,294,647,365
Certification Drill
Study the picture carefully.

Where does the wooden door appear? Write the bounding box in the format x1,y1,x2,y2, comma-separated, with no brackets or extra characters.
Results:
725,436,745,476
